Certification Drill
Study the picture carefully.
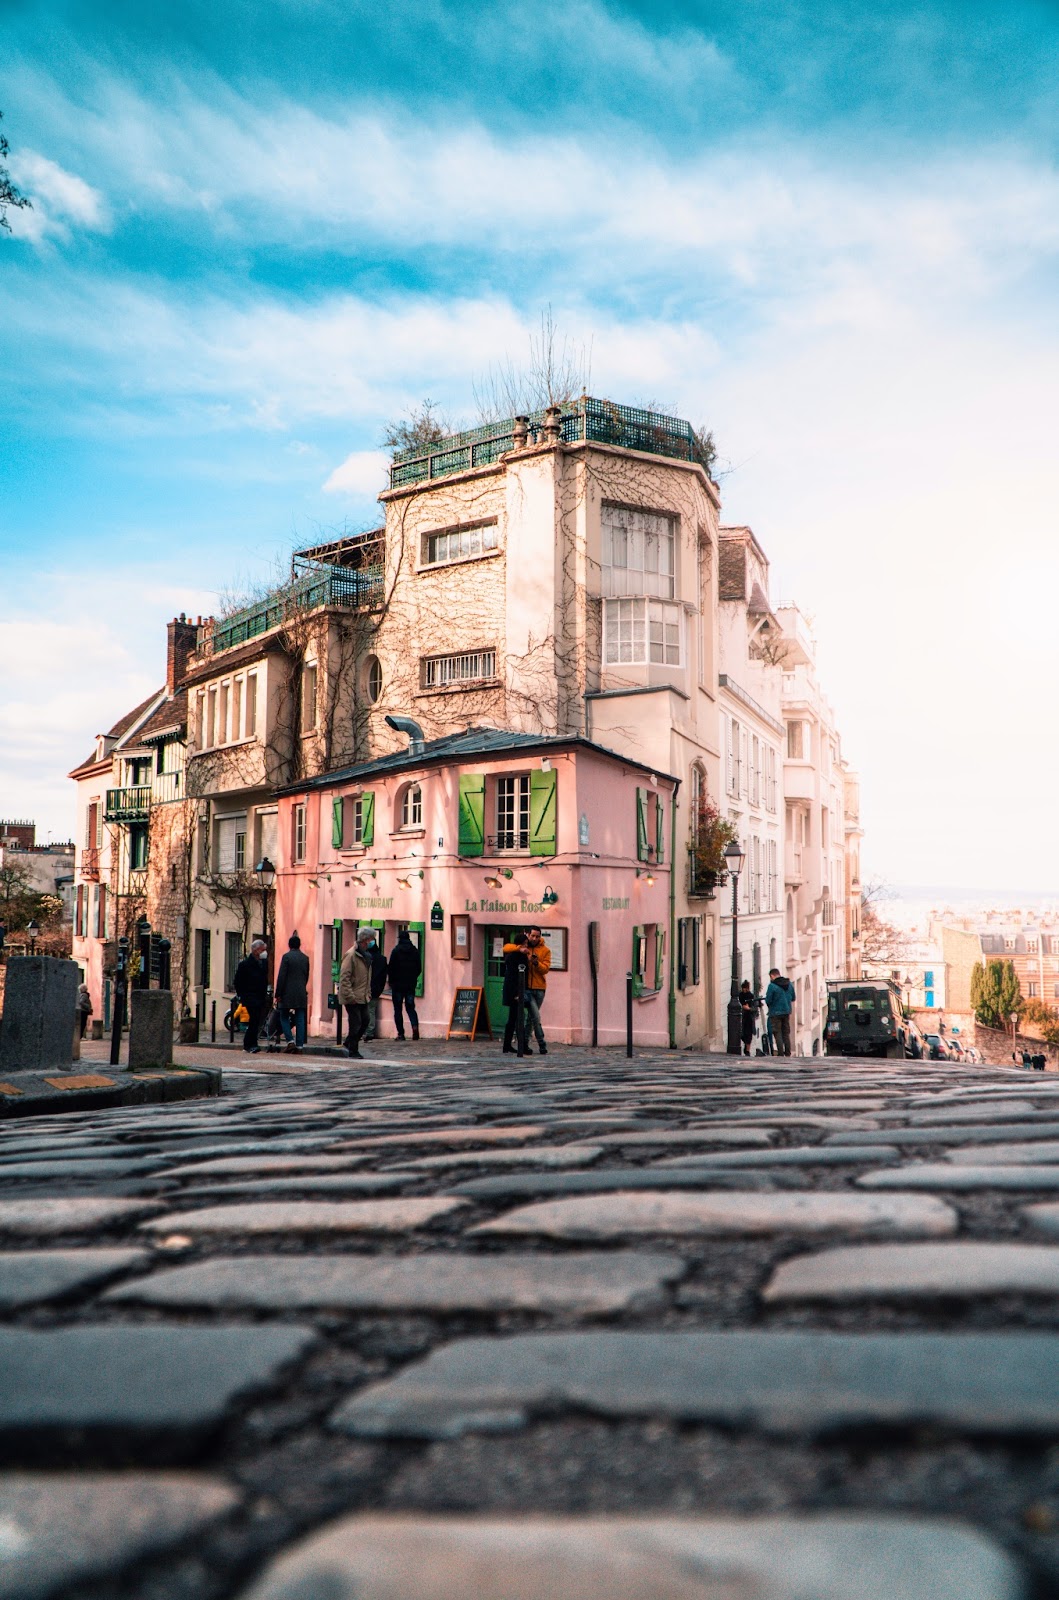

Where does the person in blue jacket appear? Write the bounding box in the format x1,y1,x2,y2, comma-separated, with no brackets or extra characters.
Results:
765,967,794,1057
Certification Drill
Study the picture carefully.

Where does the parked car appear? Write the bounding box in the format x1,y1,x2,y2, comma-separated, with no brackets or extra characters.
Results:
923,1033,950,1061
825,980,906,1058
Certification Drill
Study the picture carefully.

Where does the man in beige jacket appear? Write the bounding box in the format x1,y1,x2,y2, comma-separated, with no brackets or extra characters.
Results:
338,928,374,1059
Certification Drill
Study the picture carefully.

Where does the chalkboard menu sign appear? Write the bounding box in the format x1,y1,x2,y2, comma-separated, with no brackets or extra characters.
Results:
446,986,492,1040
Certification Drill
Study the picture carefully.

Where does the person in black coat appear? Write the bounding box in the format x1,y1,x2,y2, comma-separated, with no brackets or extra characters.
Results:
275,933,310,1052
502,941,530,1057
361,932,388,1040
386,930,422,1041
233,939,269,1054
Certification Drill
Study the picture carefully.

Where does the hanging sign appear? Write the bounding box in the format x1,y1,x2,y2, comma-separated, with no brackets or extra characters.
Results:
430,901,444,931
446,986,492,1040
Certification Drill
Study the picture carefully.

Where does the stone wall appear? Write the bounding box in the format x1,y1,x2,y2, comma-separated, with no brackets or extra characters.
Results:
146,800,193,1012
974,1021,1059,1070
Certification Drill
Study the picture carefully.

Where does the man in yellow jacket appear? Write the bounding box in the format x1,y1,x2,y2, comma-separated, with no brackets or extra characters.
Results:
502,926,551,1055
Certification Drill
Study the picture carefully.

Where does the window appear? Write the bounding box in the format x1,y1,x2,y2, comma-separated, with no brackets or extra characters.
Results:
206,688,217,749
232,678,242,739
422,650,497,689
245,674,258,737
95,884,106,938
602,505,676,598
1028,939,1039,953
214,814,248,874
85,801,98,849
496,775,530,851
603,599,683,665
677,917,701,988
364,656,382,704
635,786,665,863
156,743,166,774
292,803,307,865
224,931,243,991
787,720,805,760
234,829,246,871
632,922,666,996
128,757,151,787
726,718,742,797
1005,937,1016,952
400,784,423,829
351,793,375,847
219,682,229,744
765,746,777,812
750,736,761,806
1029,981,1039,997
422,519,498,567
195,928,211,989
301,664,318,733
129,823,148,870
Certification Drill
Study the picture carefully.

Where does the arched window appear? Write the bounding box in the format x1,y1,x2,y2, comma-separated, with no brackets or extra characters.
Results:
399,783,423,830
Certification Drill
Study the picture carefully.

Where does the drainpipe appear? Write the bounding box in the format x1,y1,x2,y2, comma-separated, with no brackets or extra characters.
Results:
668,776,681,1050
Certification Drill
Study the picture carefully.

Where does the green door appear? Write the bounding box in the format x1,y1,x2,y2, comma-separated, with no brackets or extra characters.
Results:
396,920,425,998
484,925,522,1027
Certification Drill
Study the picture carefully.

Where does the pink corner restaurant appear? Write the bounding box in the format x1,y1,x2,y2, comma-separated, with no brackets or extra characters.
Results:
274,725,683,1046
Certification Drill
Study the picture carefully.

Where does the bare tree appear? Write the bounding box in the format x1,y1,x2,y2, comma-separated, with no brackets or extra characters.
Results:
473,309,592,423
0,111,31,232
859,880,909,966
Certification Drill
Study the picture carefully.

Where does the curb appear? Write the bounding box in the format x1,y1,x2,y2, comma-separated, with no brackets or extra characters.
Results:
0,1066,223,1120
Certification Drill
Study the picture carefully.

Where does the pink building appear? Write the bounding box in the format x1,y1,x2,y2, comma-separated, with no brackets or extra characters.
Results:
275,724,685,1047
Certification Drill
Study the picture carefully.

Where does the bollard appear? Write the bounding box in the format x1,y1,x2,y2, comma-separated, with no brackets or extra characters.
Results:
335,998,343,1048
211,999,216,1042
626,971,634,1059
228,1003,236,1044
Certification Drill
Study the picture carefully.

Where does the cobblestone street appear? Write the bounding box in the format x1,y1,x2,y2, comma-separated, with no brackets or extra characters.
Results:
4,1048,1059,1598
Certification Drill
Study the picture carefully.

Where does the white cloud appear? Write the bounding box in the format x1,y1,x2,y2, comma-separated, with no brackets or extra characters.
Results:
8,150,108,243
323,450,389,496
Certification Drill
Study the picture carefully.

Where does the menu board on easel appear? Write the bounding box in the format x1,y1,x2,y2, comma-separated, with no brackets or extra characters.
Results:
446,986,492,1039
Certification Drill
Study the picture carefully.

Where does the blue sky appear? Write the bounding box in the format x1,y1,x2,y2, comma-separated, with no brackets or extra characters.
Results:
4,0,1059,888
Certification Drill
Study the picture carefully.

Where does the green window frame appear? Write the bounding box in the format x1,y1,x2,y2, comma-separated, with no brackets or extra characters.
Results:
401,920,426,998
332,797,344,849
458,774,486,857
529,767,557,856
636,788,649,861
654,926,666,993
632,924,646,998
655,795,665,864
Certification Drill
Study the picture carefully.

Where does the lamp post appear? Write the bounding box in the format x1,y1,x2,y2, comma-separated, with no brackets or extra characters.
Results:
255,857,276,975
724,837,746,1055
1010,1010,1020,1057
26,919,39,956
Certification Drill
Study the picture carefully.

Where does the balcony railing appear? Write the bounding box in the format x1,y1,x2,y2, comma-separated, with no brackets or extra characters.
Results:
390,397,713,489
688,862,727,899
208,562,384,654
80,846,100,880
105,787,151,821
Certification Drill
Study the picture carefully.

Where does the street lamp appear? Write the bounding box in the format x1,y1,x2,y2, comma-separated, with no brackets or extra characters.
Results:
255,857,276,965
26,919,39,955
724,837,746,1055
1010,1010,1020,1056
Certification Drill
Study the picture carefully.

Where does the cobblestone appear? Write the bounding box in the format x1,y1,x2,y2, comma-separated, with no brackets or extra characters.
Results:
6,1046,1059,1597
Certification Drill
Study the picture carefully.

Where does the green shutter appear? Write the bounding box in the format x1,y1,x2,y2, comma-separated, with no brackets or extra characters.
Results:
331,797,344,850
636,788,649,861
655,927,666,993
632,925,645,998
655,796,665,864
331,917,343,983
408,921,426,998
529,767,558,856
458,774,486,857
361,792,375,847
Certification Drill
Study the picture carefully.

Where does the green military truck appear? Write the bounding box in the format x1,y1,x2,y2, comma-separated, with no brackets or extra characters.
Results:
825,978,908,1058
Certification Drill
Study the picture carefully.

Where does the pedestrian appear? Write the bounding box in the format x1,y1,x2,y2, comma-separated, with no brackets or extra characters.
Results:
504,926,551,1055
765,966,794,1057
739,979,756,1057
337,928,374,1060
501,938,531,1056
360,930,387,1039
387,929,421,1041
76,982,93,1039
275,932,310,1054
233,939,270,1054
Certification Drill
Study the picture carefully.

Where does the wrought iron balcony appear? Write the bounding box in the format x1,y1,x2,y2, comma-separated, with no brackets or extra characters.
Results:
688,862,727,900
104,786,151,821
80,846,100,880
390,397,713,489
208,561,384,654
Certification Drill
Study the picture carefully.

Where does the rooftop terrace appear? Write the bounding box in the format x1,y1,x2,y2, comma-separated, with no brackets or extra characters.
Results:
208,558,384,655
389,396,713,489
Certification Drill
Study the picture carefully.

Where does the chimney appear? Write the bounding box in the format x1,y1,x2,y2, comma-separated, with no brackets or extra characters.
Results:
167,612,197,694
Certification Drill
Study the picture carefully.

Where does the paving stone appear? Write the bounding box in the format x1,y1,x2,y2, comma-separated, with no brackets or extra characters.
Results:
859,1164,1059,1190
763,1242,1059,1301
1023,1204,1059,1236
0,1158,173,1181
651,1146,902,1168
234,1511,1019,1600
825,1121,1059,1146
140,1198,466,1236
946,1141,1059,1164
335,1127,544,1150
0,1199,157,1234
452,1170,797,1199
592,1130,776,1148
106,1251,684,1315
401,1146,604,1171
876,1102,1038,1124
169,1174,411,1199
0,1324,313,1449
471,1191,956,1240
0,1471,240,1599
158,1155,370,1178
332,1327,1059,1439
0,1250,150,1309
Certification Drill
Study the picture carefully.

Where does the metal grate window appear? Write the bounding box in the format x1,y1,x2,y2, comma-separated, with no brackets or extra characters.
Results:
421,649,497,689
495,775,529,852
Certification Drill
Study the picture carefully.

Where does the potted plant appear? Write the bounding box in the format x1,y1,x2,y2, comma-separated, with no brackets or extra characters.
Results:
689,794,738,898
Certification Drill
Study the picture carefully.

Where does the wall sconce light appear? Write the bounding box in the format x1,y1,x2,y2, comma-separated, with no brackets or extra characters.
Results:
484,868,514,888
541,885,559,906
636,868,656,887
484,875,502,889
541,757,552,772
396,871,424,888
350,874,366,887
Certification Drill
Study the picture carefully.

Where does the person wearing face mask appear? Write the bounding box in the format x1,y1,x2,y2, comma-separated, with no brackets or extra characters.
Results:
504,926,551,1055
233,938,270,1054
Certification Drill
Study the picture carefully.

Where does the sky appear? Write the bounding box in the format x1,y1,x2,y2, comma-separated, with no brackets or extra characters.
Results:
2,0,1058,888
